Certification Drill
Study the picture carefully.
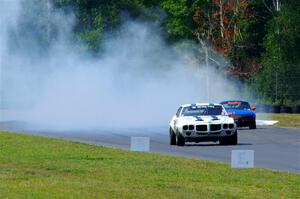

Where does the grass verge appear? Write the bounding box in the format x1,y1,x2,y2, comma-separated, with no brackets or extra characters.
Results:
257,113,300,128
0,131,299,198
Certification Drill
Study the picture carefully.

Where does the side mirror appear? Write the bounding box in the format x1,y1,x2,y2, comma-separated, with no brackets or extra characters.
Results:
251,106,256,111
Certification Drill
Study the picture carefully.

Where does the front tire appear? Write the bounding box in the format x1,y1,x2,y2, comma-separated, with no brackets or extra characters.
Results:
176,131,185,146
220,130,238,145
249,121,256,129
169,127,176,145
229,131,238,145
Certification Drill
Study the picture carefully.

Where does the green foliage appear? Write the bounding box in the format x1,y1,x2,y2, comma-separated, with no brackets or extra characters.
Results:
77,29,102,50
160,0,196,41
54,0,151,51
255,0,300,104
229,0,271,73
30,0,299,104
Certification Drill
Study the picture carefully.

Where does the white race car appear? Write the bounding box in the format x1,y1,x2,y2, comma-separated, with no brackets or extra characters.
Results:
169,103,237,146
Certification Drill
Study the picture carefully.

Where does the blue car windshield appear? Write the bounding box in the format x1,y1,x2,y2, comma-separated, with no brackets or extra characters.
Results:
182,105,225,116
222,101,250,110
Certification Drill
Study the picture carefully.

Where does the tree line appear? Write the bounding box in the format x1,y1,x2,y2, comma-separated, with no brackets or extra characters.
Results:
46,0,300,104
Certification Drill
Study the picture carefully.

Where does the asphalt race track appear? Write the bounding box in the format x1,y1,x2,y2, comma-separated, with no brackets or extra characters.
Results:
0,122,299,174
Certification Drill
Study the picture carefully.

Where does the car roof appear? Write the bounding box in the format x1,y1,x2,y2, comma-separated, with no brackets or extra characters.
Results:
220,100,249,104
181,103,222,108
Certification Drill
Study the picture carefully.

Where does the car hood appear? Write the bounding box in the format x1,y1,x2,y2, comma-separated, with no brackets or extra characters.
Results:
179,115,234,124
226,109,256,117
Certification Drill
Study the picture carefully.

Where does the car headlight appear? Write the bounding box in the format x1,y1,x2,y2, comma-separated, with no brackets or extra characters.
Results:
183,125,188,130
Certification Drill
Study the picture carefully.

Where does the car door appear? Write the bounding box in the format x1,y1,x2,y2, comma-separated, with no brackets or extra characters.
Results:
171,106,182,130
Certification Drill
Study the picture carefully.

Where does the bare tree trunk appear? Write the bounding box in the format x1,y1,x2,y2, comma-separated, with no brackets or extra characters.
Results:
233,0,238,44
207,12,212,41
263,0,280,14
219,0,224,40
46,0,51,40
275,0,280,12
197,34,210,101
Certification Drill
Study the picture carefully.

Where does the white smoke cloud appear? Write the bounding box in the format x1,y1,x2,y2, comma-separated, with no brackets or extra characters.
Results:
0,0,240,130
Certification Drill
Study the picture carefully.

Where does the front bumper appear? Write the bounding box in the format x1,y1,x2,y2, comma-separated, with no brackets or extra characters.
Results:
234,117,255,127
185,133,235,142
180,123,236,142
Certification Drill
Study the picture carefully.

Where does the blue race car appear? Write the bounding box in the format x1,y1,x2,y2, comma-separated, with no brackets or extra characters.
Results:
220,100,256,129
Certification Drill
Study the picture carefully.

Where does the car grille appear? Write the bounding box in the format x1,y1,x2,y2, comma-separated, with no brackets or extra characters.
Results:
210,131,221,135
196,125,207,131
210,124,221,131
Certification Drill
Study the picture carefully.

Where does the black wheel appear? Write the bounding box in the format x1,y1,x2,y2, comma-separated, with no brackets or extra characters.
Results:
176,131,185,146
229,131,238,145
249,121,256,129
169,127,176,145
220,130,238,145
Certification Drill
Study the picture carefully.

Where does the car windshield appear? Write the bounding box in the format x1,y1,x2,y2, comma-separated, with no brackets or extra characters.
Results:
221,101,251,110
182,105,225,116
